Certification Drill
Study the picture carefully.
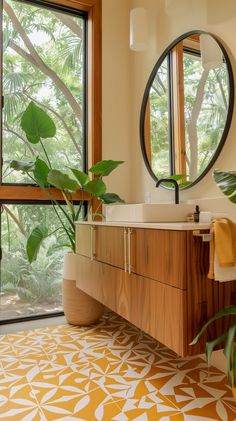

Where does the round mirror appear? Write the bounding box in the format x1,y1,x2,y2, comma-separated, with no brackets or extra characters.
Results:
140,31,234,189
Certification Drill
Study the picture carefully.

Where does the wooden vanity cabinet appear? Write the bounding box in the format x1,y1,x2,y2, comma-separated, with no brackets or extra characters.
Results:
76,224,188,355
76,223,234,357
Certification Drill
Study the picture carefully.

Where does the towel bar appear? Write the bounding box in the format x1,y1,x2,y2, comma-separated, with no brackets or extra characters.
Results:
193,230,212,242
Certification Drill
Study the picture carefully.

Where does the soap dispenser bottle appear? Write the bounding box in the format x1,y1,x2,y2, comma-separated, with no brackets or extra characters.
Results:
194,205,200,223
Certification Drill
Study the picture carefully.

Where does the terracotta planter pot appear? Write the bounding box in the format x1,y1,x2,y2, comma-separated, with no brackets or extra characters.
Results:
62,253,104,325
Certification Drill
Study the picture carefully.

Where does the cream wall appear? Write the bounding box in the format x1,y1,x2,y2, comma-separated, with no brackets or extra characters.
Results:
102,0,131,202
103,0,236,214
129,0,236,208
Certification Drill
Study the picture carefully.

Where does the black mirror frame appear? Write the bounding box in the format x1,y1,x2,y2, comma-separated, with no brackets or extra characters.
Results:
139,30,234,189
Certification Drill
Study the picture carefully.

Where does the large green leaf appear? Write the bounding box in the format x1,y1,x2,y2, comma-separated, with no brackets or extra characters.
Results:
190,305,236,345
224,325,236,386
21,101,56,144
89,160,124,176
26,225,49,263
33,158,50,188
213,169,236,203
233,344,236,387
205,332,228,366
99,193,124,204
69,168,89,188
10,160,35,173
47,169,79,192
84,179,106,196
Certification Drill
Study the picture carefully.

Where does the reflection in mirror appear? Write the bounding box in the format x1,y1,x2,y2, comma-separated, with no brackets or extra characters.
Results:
141,32,234,189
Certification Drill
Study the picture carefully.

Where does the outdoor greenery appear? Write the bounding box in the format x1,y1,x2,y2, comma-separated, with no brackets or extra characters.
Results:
3,0,85,183
149,57,170,177
184,53,228,180
191,169,236,390
149,45,229,183
1,205,66,304
1,0,88,312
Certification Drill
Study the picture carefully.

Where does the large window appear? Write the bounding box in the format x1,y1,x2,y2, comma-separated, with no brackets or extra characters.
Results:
0,0,101,323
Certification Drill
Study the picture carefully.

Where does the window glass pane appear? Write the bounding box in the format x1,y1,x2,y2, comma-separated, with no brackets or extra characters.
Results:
149,57,170,178
3,0,85,183
184,51,229,179
0,204,70,321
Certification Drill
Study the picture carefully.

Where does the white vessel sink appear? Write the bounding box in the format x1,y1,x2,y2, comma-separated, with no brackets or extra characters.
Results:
105,203,195,223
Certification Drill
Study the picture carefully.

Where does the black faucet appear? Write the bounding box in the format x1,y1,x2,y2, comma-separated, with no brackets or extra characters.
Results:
156,178,179,204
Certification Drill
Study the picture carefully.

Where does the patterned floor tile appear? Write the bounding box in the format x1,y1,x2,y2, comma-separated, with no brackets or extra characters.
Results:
1,311,236,420
0,376,45,420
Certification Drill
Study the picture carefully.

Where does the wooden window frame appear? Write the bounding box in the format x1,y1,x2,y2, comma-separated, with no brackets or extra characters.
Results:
171,42,187,177
0,0,101,202
144,35,202,179
172,35,201,177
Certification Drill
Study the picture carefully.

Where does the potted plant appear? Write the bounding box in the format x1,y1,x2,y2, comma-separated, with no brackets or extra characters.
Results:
191,169,236,398
10,101,124,325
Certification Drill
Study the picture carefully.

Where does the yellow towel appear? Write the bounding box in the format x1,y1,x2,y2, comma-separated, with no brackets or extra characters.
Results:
208,218,236,280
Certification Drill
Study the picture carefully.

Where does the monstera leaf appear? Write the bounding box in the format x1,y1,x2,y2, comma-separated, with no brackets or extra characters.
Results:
214,169,236,203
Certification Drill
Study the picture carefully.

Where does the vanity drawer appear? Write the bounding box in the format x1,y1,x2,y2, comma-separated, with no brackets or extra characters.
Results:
76,224,92,258
76,255,187,356
95,225,125,269
132,228,187,289
76,224,127,269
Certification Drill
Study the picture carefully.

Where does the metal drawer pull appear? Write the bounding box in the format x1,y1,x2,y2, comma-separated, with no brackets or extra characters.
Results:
193,230,212,242
128,228,132,274
124,228,127,272
90,226,96,260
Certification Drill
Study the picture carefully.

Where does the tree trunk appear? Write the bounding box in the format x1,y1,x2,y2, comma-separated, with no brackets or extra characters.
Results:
188,69,209,181
4,1,82,122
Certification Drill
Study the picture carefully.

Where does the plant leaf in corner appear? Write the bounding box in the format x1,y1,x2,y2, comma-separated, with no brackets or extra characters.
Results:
190,305,236,345
213,169,236,203
205,332,227,366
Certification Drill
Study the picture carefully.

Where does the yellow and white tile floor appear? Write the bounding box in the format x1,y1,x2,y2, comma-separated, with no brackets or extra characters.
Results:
0,311,236,420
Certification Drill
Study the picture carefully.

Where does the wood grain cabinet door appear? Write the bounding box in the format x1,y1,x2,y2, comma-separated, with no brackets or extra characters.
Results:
131,228,187,289
76,224,93,258
95,226,125,269
76,224,126,268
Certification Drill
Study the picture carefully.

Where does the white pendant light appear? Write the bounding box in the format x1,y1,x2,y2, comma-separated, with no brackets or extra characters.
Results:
200,34,223,70
130,8,148,51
